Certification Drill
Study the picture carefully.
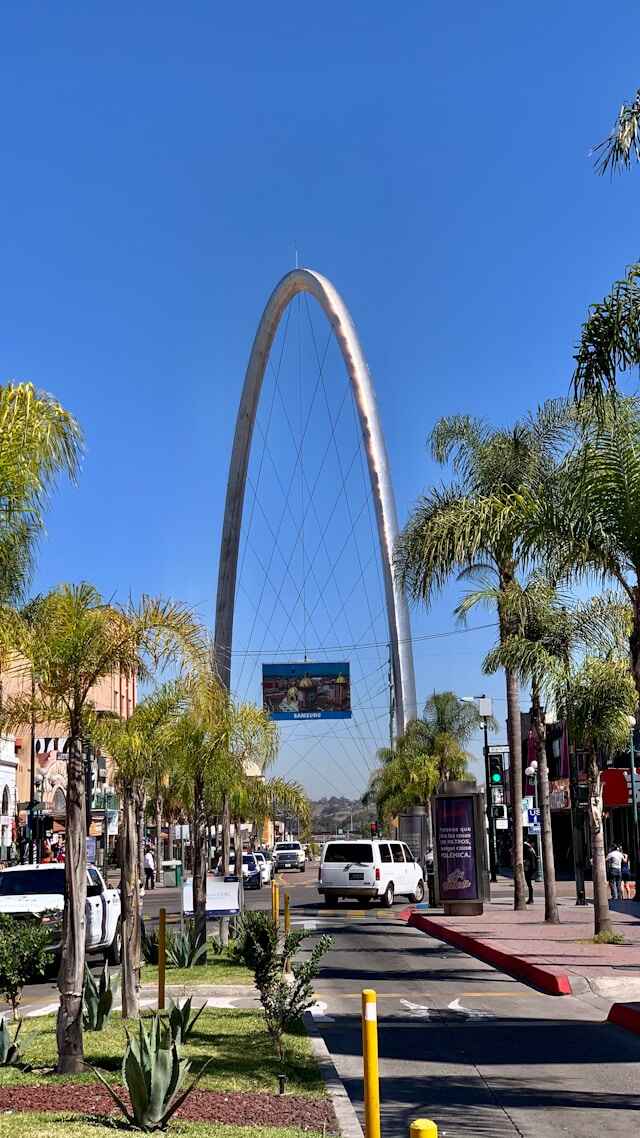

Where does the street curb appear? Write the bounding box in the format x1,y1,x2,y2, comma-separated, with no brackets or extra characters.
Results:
406,911,573,996
303,1012,364,1138
607,1002,640,1035
140,983,256,997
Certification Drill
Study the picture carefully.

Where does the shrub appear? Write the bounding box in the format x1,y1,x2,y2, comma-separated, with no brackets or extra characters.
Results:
141,922,160,965
83,961,119,1031
236,910,332,1062
91,1011,211,1132
0,1017,23,1066
0,915,52,1016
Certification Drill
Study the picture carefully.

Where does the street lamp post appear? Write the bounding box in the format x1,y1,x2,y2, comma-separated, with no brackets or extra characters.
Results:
463,695,497,884
627,716,640,896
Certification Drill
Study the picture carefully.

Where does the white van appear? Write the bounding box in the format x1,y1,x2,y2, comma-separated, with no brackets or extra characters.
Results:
318,838,424,907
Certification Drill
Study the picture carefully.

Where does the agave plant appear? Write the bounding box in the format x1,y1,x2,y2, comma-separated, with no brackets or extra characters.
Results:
91,1012,211,1132
167,996,206,1043
0,1017,23,1066
141,921,160,965
166,922,207,969
83,962,119,1031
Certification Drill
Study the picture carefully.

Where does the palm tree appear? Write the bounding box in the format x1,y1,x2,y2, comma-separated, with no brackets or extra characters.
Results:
396,408,568,909
593,87,640,176
0,382,82,603
518,400,640,701
0,584,205,1072
365,692,480,826
93,682,186,1018
561,658,636,935
167,671,278,946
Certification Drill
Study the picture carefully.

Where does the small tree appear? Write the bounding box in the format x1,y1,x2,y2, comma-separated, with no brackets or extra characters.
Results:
561,658,636,936
237,911,332,1063
0,914,52,1016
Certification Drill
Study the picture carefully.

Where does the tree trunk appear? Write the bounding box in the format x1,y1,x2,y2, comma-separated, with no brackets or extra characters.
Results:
56,729,86,1073
588,747,612,936
192,771,207,947
505,667,527,910
531,685,559,924
222,792,231,874
120,780,141,1019
155,794,163,887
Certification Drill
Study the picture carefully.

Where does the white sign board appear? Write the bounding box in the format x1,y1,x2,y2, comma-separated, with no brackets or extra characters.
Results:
182,876,240,918
528,823,541,836
496,818,508,830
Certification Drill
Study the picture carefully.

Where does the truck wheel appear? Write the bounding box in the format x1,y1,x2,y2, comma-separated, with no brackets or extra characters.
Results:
408,880,425,904
107,919,122,965
300,864,305,873
382,883,395,908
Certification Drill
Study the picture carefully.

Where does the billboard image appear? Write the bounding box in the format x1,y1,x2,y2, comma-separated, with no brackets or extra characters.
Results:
434,795,479,902
262,662,351,720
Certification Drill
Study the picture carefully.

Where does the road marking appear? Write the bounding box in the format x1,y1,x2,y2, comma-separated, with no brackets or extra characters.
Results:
459,991,522,997
400,997,495,1021
448,997,494,1019
309,1000,335,1022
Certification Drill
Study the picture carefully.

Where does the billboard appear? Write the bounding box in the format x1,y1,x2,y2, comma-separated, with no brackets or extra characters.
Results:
433,794,479,902
262,662,351,720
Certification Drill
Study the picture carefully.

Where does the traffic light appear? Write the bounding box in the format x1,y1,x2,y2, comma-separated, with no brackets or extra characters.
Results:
370,820,378,836
489,754,504,786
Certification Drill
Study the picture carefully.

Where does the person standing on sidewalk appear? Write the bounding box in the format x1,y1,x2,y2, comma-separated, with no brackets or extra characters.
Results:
523,839,538,904
605,845,623,901
144,846,156,891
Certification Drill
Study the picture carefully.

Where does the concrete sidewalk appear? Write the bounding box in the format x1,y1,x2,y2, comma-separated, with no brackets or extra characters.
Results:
405,884,640,1003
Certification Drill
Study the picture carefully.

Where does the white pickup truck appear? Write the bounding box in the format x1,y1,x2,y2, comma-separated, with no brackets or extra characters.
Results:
0,863,122,963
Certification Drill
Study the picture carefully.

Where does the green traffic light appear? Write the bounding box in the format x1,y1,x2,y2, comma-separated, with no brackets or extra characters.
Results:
490,772,502,783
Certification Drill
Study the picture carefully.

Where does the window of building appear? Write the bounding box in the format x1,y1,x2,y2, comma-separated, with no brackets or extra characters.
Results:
53,787,66,815
1,786,8,815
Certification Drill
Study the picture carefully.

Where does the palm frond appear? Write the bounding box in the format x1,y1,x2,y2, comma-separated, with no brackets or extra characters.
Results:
592,90,640,176
572,263,640,404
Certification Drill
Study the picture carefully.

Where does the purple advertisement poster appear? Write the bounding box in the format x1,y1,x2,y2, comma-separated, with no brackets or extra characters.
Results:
435,796,478,901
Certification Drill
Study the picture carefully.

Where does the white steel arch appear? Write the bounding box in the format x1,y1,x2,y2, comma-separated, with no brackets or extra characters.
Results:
214,268,417,736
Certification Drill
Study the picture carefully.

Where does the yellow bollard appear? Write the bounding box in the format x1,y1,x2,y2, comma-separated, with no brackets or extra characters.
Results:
284,891,290,935
410,1122,438,1138
274,882,280,927
361,989,380,1138
158,907,166,1011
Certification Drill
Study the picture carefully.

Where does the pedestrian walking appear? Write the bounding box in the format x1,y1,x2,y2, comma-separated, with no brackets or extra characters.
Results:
144,846,156,890
605,844,624,901
620,850,632,899
523,839,538,904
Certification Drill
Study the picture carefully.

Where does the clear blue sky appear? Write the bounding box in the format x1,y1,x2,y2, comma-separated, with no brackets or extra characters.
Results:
2,3,639,797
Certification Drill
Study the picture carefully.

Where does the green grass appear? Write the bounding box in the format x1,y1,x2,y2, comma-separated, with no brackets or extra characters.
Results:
0,1115,323,1138
0,1010,323,1097
591,930,625,945
142,956,252,987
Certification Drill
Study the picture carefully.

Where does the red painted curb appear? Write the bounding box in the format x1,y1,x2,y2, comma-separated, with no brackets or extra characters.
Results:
406,911,573,996
607,1002,640,1035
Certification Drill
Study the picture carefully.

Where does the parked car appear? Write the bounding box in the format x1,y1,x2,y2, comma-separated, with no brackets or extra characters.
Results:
254,851,271,885
0,863,122,962
241,853,263,890
273,841,306,873
317,839,424,907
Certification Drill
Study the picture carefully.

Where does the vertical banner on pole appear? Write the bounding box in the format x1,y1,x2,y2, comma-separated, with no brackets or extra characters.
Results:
361,989,380,1138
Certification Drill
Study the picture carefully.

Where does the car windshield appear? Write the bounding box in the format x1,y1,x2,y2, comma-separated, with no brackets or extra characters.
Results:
0,869,66,896
324,843,374,864
276,843,300,851
243,855,257,869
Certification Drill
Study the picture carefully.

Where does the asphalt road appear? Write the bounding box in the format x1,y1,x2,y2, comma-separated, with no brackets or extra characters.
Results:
267,866,640,1138
12,863,640,1138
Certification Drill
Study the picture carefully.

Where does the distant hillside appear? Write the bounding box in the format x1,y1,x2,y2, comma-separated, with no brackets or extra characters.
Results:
310,795,376,836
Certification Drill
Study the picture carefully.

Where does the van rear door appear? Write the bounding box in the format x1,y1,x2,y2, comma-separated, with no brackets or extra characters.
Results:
321,842,375,890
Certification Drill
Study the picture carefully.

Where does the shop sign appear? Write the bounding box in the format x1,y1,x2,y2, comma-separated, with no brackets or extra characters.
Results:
549,778,571,811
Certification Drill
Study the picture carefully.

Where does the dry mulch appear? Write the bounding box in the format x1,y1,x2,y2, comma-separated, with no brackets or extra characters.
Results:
0,1084,337,1130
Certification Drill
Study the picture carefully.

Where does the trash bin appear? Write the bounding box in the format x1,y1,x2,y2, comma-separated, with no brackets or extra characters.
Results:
162,859,181,887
